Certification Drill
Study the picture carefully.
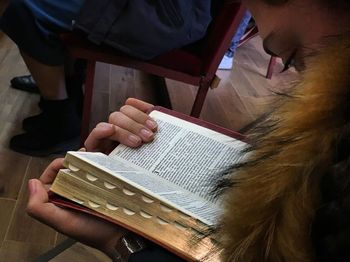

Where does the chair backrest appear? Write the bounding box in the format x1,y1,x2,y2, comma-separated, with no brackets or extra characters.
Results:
194,1,246,76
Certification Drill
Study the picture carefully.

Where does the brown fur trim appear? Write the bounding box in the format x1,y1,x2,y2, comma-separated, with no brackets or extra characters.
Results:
219,36,350,261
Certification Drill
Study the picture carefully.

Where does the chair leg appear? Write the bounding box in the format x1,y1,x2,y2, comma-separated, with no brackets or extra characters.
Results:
150,75,172,110
80,60,96,146
190,80,211,118
266,56,277,79
237,25,259,47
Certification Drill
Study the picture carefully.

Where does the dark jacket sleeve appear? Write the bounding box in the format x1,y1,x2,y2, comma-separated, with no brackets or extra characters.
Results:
74,0,212,60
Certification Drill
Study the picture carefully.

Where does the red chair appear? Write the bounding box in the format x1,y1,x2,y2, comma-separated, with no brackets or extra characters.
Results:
237,25,276,79
266,56,277,79
61,2,246,142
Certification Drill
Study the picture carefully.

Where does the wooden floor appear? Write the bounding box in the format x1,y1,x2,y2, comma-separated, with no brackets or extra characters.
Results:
0,7,296,262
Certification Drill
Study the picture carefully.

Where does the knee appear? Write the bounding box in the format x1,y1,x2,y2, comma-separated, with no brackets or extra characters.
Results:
2,0,28,19
0,0,31,29
7,0,27,8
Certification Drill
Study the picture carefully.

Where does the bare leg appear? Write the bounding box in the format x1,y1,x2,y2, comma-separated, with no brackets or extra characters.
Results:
20,51,68,100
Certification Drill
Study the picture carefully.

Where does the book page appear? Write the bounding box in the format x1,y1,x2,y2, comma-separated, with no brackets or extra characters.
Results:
110,110,247,202
67,151,221,225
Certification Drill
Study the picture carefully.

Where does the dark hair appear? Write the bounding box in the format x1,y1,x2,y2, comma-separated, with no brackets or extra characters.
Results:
263,0,288,4
324,0,350,10
263,0,350,9
311,165,350,260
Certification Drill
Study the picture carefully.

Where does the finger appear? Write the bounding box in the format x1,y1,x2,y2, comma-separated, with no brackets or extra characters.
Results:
27,180,126,245
120,105,157,131
26,179,71,231
84,122,115,151
40,158,64,184
85,122,142,150
125,98,154,113
109,112,155,143
109,125,146,147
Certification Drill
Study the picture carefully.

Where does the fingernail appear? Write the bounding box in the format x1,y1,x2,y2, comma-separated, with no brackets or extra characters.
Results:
28,179,36,195
128,134,141,145
102,123,114,130
140,129,154,139
146,119,157,130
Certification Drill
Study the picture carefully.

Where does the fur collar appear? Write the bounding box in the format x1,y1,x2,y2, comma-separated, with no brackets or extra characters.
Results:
219,36,350,261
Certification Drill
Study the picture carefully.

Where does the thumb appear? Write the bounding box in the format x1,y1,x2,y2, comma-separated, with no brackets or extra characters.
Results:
28,179,49,202
84,122,115,151
26,179,74,232
27,179,49,217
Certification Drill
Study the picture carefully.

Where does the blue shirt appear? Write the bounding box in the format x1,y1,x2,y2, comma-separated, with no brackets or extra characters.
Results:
24,0,85,34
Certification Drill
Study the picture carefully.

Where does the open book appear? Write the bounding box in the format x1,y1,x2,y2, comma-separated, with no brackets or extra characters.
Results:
50,107,247,261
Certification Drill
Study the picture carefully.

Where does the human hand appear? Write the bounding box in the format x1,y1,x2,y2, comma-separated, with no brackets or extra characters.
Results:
27,98,156,256
84,98,157,154
26,158,127,258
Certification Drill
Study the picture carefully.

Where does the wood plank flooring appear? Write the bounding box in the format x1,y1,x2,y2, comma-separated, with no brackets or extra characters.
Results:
0,6,296,260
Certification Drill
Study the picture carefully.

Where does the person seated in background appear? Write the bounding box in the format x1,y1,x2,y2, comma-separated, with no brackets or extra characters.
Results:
0,0,212,157
219,11,252,70
26,0,350,261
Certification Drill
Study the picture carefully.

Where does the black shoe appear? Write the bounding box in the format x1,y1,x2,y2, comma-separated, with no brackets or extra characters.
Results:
10,99,81,157
22,75,84,132
10,132,80,157
10,75,39,94
22,99,62,132
22,112,45,133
